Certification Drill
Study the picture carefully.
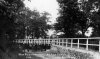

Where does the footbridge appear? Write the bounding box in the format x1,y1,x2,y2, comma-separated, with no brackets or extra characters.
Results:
15,37,100,59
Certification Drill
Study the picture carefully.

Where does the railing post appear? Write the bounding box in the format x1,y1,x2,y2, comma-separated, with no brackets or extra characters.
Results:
51,39,53,45
99,40,100,52
43,40,44,44
53,39,54,45
37,40,38,44
39,40,40,45
49,39,51,44
38,40,39,44
78,39,79,48
59,39,60,46
66,39,67,47
48,39,49,44
45,39,46,44
71,39,73,48
51,39,52,45
39,39,41,45
34,39,35,44
54,39,56,45
47,39,48,44
63,39,65,46
62,39,65,46
60,39,61,46
60,39,63,46
61,39,63,46
57,39,59,45
45,39,47,44
55,39,57,45
86,38,88,50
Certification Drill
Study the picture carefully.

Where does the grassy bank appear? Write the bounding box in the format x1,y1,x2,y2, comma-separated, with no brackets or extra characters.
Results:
43,46,94,59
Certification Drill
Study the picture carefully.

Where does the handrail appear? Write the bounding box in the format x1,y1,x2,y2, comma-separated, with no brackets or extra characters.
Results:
15,37,100,52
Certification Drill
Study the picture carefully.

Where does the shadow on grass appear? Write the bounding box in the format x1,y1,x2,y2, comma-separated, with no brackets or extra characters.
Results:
0,47,43,59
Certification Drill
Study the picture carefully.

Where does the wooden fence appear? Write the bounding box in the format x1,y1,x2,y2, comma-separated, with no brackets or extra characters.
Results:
15,37,100,52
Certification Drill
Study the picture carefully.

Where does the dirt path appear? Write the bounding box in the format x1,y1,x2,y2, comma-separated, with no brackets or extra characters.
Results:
23,50,74,59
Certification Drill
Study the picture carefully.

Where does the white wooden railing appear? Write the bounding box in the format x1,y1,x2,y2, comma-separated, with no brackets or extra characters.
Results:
15,37,100,52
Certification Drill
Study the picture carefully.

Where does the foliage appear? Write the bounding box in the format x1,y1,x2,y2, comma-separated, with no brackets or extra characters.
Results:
79,0,100,37
0,0,24,51
55,0,100,38
55,0,88,38
16,8,51,39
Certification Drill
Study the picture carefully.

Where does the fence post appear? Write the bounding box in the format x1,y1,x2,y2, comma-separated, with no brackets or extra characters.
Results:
55,39,56,45
66,39,67,47
62,39,64,46
55,39,57,45
58,39,59,45
61,39,63,46
51,39,53,45
48,39,50,44
53,39,55,45
34,40,35,44
38,39,40,45
61,39,62,46
63,39,64,46
71,39,73,48
86,39,88,50
46,39,47,44
78,39,79,48
47,39,48,44
59,39,60,46
99,40,100,52
44,39,45,44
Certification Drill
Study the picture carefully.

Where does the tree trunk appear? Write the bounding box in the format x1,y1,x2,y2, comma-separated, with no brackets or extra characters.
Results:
0,31,7,52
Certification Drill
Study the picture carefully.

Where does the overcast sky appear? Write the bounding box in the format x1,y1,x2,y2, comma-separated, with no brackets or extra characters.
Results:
23,0,59,24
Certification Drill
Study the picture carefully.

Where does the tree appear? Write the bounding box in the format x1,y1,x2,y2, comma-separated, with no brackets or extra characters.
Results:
55,0,88,38
77,0,100,37
16,8,51,39
0,0,24,52
55,0,100,38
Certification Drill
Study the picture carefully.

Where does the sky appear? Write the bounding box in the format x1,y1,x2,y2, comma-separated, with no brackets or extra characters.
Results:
23,0,59,24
